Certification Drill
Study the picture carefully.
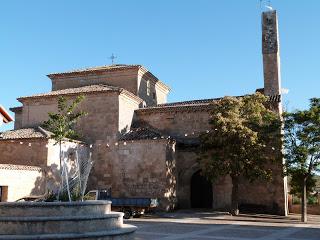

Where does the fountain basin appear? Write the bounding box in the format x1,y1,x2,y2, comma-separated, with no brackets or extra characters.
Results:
0,201,136,239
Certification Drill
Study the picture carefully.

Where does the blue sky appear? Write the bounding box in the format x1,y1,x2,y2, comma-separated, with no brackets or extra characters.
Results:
1,0,319,131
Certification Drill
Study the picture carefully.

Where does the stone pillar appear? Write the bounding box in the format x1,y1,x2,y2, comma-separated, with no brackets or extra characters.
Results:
262,10,281,97
262,10,288,216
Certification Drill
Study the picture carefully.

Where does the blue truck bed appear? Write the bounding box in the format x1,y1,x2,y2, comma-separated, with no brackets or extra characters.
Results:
107,198,158,208
84,190,159,218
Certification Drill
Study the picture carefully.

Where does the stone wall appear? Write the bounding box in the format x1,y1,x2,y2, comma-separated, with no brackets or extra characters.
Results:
88,139,177,210
0,164,44,201
118,94,140,135
21,99,58,128
137,107,287,214
137,76,156,106
136,110,223,209
46,139,90,193
262,10,281,96
19,92,120,143
49,68,169,107
0,139,48,167
176,148,233,210
50,68,139,95
155,82,168,104
137,69,169,106
176,144,285,213
13,111,22,130
0,137,88,198
175,150,199,208
238,160,287,215
136,110,211,138
212,176,233,210
75,93,120,143
114,139,176,210
137,68,169,106
46,139,88,167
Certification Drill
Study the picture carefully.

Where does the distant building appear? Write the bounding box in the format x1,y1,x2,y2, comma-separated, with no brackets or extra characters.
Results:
0,105,13,202
0,10,288,214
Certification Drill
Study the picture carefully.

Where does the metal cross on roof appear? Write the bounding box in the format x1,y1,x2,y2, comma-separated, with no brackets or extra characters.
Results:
109,53,117,65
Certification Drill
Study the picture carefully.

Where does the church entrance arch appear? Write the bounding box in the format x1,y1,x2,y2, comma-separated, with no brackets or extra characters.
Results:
190,170,213,208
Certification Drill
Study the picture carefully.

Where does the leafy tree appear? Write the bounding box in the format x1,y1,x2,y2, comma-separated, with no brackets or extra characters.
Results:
43,95,87,201
289,170,316,198
199,93,282,215
283,98,320,222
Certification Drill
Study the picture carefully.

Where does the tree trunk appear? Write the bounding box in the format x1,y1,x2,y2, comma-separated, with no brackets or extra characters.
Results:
231,175,239,216
59,141,62,174
301,177,307,223
57,141,62,201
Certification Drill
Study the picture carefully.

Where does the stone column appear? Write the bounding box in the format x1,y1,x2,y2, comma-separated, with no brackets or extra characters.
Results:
262,10,281,97
262,10,288,216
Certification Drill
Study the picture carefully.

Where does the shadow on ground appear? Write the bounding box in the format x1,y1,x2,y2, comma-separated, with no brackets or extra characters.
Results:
127,210,320,240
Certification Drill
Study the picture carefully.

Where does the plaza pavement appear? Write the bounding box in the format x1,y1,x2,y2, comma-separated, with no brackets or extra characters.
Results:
126,210,320,240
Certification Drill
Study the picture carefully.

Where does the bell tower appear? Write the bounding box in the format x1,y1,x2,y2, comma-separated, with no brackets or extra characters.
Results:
262,9,288,216
262,10,281,97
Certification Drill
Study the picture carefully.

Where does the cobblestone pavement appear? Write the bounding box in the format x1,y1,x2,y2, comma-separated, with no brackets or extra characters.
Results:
126,211,320,240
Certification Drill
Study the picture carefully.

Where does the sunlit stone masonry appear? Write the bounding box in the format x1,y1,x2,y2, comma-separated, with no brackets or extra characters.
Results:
0,9,287,215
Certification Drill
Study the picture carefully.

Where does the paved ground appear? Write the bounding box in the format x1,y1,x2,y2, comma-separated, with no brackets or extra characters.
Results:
126,210,320,240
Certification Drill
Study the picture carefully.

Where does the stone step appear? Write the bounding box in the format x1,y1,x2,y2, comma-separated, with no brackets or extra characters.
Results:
0,212,123,235
0,224,137,240
0,201,111,217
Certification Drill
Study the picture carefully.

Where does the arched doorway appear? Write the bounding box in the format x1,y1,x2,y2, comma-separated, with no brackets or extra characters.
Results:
190,170,213,208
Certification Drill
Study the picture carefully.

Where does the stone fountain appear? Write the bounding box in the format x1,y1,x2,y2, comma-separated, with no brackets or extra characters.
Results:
0,147,136,239
0,200,136,239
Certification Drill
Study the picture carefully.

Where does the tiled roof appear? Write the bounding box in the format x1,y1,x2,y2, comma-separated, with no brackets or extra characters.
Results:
119,127,168,141
47,64,141,78
9,106,23,112
136,99,217,114
137,94,281,114
0,127,51,140
0,164,42,171
18,84,120,101
157,98,221,107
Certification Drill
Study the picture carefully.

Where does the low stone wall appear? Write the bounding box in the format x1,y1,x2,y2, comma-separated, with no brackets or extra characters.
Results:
289,204,320,215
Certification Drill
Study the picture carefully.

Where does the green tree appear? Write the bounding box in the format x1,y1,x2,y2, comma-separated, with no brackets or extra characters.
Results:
199,93,282,215
289,170,317,198
283,98,320,222
43,95,87,201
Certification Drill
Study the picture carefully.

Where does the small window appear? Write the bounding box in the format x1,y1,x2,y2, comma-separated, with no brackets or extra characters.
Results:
146,80,150,96
153,92,156,100
0,186,8,202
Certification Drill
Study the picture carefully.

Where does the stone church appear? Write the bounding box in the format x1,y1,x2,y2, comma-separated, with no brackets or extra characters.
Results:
0,10,288,214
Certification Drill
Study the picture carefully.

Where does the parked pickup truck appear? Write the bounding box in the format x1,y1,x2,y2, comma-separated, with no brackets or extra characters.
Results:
84,189,159,219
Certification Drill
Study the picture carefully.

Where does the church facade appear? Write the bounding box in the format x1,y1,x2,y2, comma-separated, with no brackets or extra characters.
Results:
0,10,288,214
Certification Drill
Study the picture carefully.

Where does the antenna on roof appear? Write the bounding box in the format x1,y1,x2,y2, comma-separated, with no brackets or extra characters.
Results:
260,0,273,11
109,53,117,65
